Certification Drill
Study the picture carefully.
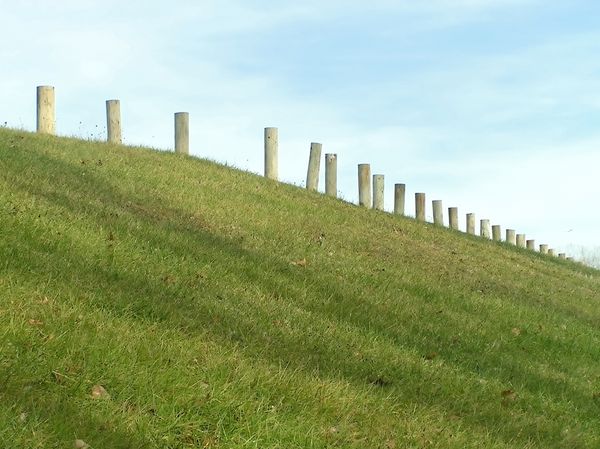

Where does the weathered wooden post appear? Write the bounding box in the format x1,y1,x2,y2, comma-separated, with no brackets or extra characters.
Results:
264,127,278,180
466,213,476,235
432,200,443,226
566,257,574,261
480,219,491,239
516,234,526,248
373,175,385,211
539,244,549,254
394,184,405,215
106,100,122,144
506,229,516,245
358,164,371,208
526,239,536,251
174,112,189,155
492,225,502,242
415,193,426,222
36,85,55,134
559,253,567,259
325,154,337,197
306,142,322,191
548,248,556,256
448,207,459,230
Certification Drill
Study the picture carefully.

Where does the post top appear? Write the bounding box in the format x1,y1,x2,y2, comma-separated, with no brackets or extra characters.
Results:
37,85,54,89
175,111,189,116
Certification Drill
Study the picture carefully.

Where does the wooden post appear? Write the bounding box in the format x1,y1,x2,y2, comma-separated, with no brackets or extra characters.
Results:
306,142,322,191
264,127,278,180
480,219,491,239
36,86,55,134
415,193,426,222
559,253,567,259
492,225,502,242
526,239,535,251
567,257,574,261
448,207,459,230
174,112,189,155
106,100,121,144
373,175,384,211
516,234,526,248
539,244,549,254
506,229,516,245
432,200,443,226
358,164,371,208
548,248,556,256
325,154,337,197
394,184,405,215
466,213,476,235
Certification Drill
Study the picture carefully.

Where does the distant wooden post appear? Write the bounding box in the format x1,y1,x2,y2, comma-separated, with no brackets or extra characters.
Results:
415,193,426,222
358,164,371,208
432,200,443,226
373,175,384,211
36,85,55,134
264,127,278,180
506,229,516,245
559,253,567,259
106,100,122,144
539,244,549,254
466,213,476,235
394,184,405,215
174,112,189,155
516,234,526,248
527,239,536,250
548,248,556,256
325,154,337,197
306,142,322,191
480,219,491,239
567,257,574,261
492,225,502,242
448,207,459,230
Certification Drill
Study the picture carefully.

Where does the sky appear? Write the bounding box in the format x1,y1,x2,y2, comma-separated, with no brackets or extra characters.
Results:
1,0,599,264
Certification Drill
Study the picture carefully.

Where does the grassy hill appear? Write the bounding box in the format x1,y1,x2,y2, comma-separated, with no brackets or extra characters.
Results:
1,127,599,449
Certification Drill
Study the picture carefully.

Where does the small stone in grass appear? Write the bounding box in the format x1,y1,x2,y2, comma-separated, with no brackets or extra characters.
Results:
91,384,110,399
74,439,89,449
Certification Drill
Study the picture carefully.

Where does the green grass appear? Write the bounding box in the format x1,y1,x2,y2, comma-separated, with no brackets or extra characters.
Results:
0,127,599,448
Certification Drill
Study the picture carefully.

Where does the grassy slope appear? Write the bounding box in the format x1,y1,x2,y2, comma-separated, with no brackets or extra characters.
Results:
0,127,599,449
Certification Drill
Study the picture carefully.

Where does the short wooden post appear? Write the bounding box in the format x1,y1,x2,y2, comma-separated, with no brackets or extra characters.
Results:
527,239,536,250
539,244,549,254
492,225,502,241
373,175,385,211
506,229,516,245
325,154,337,197
358,164,371,208
106,100,122,144
566,257,573,261
394,184,405,215
548,248,556,256
466,213,476,235
559,253,567,259
432,200,443,226
36,85,55,134
415,193,426,222
480,219,491,239
306,142,322,191
448,207,459,230
264,127,278,180
174,112,189,155
516,234,526,248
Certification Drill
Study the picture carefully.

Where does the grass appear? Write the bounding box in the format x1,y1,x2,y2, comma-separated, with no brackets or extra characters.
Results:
0,127,599,448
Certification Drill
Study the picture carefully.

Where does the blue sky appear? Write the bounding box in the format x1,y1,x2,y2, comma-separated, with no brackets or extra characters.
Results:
1,0,599,263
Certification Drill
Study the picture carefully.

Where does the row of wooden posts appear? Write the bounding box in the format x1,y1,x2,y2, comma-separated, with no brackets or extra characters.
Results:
34,85,572,260
264,126,574,261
